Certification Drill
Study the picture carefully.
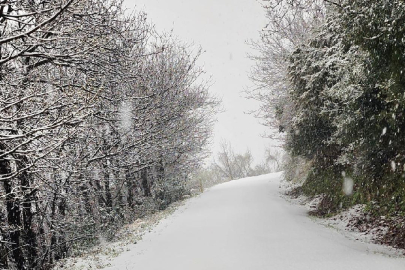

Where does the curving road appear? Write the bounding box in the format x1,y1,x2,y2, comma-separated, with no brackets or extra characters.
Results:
105,172,405,270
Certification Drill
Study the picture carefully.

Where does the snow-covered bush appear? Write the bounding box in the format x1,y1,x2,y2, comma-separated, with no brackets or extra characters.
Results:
253,0,405,221
0,1,218,268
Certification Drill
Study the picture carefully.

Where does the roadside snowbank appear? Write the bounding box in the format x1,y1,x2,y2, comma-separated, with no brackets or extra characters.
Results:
280,176,405,257
53,200,188,269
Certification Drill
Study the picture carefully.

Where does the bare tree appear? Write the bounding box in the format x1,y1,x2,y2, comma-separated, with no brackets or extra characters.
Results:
213,141,260,180
248,0,326,133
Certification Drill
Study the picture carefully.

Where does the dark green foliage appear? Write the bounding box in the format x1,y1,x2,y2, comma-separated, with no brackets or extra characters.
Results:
337,0,405,181
278,0,405,217
302,168,362,215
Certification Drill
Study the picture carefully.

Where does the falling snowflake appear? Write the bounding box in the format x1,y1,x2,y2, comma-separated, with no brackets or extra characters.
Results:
391,161,396,171
343,177,354,196
119,101,133,132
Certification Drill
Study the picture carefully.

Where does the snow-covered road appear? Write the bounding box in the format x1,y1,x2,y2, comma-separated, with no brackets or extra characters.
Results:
105,172,405,269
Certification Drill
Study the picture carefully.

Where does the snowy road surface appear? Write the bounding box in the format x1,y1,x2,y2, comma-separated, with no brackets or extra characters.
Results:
105,172,405,269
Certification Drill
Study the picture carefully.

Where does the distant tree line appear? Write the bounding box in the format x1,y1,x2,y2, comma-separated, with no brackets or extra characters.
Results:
0,0,218,269
252,0,405,219
189,141,282,191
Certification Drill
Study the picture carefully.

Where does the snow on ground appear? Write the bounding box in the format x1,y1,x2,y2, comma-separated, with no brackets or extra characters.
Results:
279,178,403,255
53,200,187,269
100,172,404,269
316,205,390,246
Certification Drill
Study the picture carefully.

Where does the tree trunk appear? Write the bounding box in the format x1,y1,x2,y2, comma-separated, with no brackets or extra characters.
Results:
18,157,37,269
2,157,24,269
103,163,113,208
141,168,151,197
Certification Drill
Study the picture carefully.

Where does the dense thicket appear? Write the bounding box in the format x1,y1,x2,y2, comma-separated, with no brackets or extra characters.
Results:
0,1,217,269
253,0,405,217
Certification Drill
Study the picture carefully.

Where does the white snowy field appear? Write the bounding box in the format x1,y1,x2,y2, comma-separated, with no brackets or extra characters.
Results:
105,172,405,270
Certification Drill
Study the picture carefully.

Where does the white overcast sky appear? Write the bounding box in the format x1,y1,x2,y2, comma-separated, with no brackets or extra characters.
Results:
123,0,277,163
